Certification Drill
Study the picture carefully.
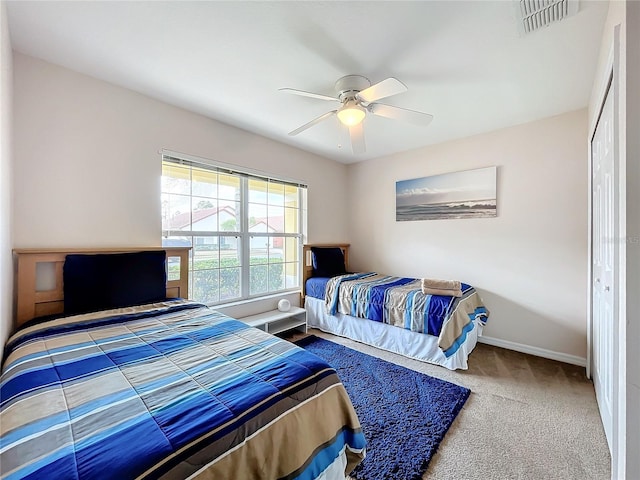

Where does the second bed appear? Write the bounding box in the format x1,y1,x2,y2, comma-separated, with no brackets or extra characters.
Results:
303,244,489,370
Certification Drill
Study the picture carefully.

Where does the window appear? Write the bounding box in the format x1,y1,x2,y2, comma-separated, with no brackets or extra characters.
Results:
161,154,307,304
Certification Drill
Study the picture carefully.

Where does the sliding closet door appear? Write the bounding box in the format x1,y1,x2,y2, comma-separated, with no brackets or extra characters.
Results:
591,81,616,451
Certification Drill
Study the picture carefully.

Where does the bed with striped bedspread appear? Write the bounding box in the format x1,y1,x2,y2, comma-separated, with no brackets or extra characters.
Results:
325,273,489,358
0,300,365,480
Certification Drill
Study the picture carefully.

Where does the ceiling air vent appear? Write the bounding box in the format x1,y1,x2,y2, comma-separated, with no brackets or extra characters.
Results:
516,0,579,35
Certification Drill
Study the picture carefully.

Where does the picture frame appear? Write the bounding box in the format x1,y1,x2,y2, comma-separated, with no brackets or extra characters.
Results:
396,166,497,221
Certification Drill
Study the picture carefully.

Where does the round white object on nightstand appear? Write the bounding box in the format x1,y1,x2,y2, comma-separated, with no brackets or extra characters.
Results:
277,299,291,312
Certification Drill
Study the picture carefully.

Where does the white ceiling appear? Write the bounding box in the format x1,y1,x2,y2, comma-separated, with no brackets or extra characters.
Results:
6,1,609,164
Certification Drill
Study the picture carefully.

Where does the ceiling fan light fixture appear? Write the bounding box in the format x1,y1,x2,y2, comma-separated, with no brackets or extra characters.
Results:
337,100,366,126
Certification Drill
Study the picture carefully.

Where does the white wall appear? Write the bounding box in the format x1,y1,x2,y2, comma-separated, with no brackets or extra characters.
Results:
13,53,349,250
346,109,588,361
0,3,13,359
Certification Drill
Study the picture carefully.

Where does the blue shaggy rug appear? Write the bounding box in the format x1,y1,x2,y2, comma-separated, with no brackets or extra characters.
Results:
295,335,470,480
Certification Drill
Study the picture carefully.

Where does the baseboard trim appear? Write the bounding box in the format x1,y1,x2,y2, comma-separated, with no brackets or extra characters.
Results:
478,336,587,367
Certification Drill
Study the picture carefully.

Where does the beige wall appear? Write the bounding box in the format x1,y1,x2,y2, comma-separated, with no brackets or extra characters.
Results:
0,3,13,359
13,53,349,250
347,109,588,361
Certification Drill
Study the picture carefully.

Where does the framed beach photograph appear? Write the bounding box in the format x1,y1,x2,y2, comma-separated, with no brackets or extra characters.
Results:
396,166,497,221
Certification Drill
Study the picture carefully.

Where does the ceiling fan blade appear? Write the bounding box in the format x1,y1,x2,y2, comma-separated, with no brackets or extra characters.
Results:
356,77,407,103
349,123,366,154
279,88,340,102
288,110,337,136
368,103,434,126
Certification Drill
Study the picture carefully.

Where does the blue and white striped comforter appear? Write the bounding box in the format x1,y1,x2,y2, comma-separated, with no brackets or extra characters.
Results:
0,300,365,479
325,273,489,357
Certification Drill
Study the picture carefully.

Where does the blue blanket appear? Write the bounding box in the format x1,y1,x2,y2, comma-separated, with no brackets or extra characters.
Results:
0,300,365,479
324,273,488,356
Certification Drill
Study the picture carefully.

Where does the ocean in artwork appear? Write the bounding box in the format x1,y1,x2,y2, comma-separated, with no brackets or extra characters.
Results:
396,199,497,221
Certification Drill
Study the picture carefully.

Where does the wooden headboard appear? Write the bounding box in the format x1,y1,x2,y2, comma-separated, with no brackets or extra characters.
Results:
13,247,190,329
301,243,350,300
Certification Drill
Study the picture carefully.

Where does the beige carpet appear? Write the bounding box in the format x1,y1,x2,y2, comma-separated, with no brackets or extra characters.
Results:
287,329,611,480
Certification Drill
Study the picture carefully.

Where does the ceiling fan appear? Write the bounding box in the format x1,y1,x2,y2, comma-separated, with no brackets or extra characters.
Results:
279,75,433,154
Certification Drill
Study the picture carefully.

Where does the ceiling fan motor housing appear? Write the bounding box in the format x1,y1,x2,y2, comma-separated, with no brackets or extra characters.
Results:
335,75,371,102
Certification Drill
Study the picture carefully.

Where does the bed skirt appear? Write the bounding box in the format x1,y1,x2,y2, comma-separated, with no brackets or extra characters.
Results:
305,296,483,370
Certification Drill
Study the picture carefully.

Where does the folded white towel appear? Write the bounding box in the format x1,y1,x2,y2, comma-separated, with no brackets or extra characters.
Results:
421,278,461,291
421,278,462,297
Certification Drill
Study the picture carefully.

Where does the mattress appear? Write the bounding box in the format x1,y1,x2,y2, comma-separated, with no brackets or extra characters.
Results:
0,300,365,479
322,273,488,356
306,296,483,370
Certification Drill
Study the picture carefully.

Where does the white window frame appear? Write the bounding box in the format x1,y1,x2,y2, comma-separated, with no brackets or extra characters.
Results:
161,150,307,305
